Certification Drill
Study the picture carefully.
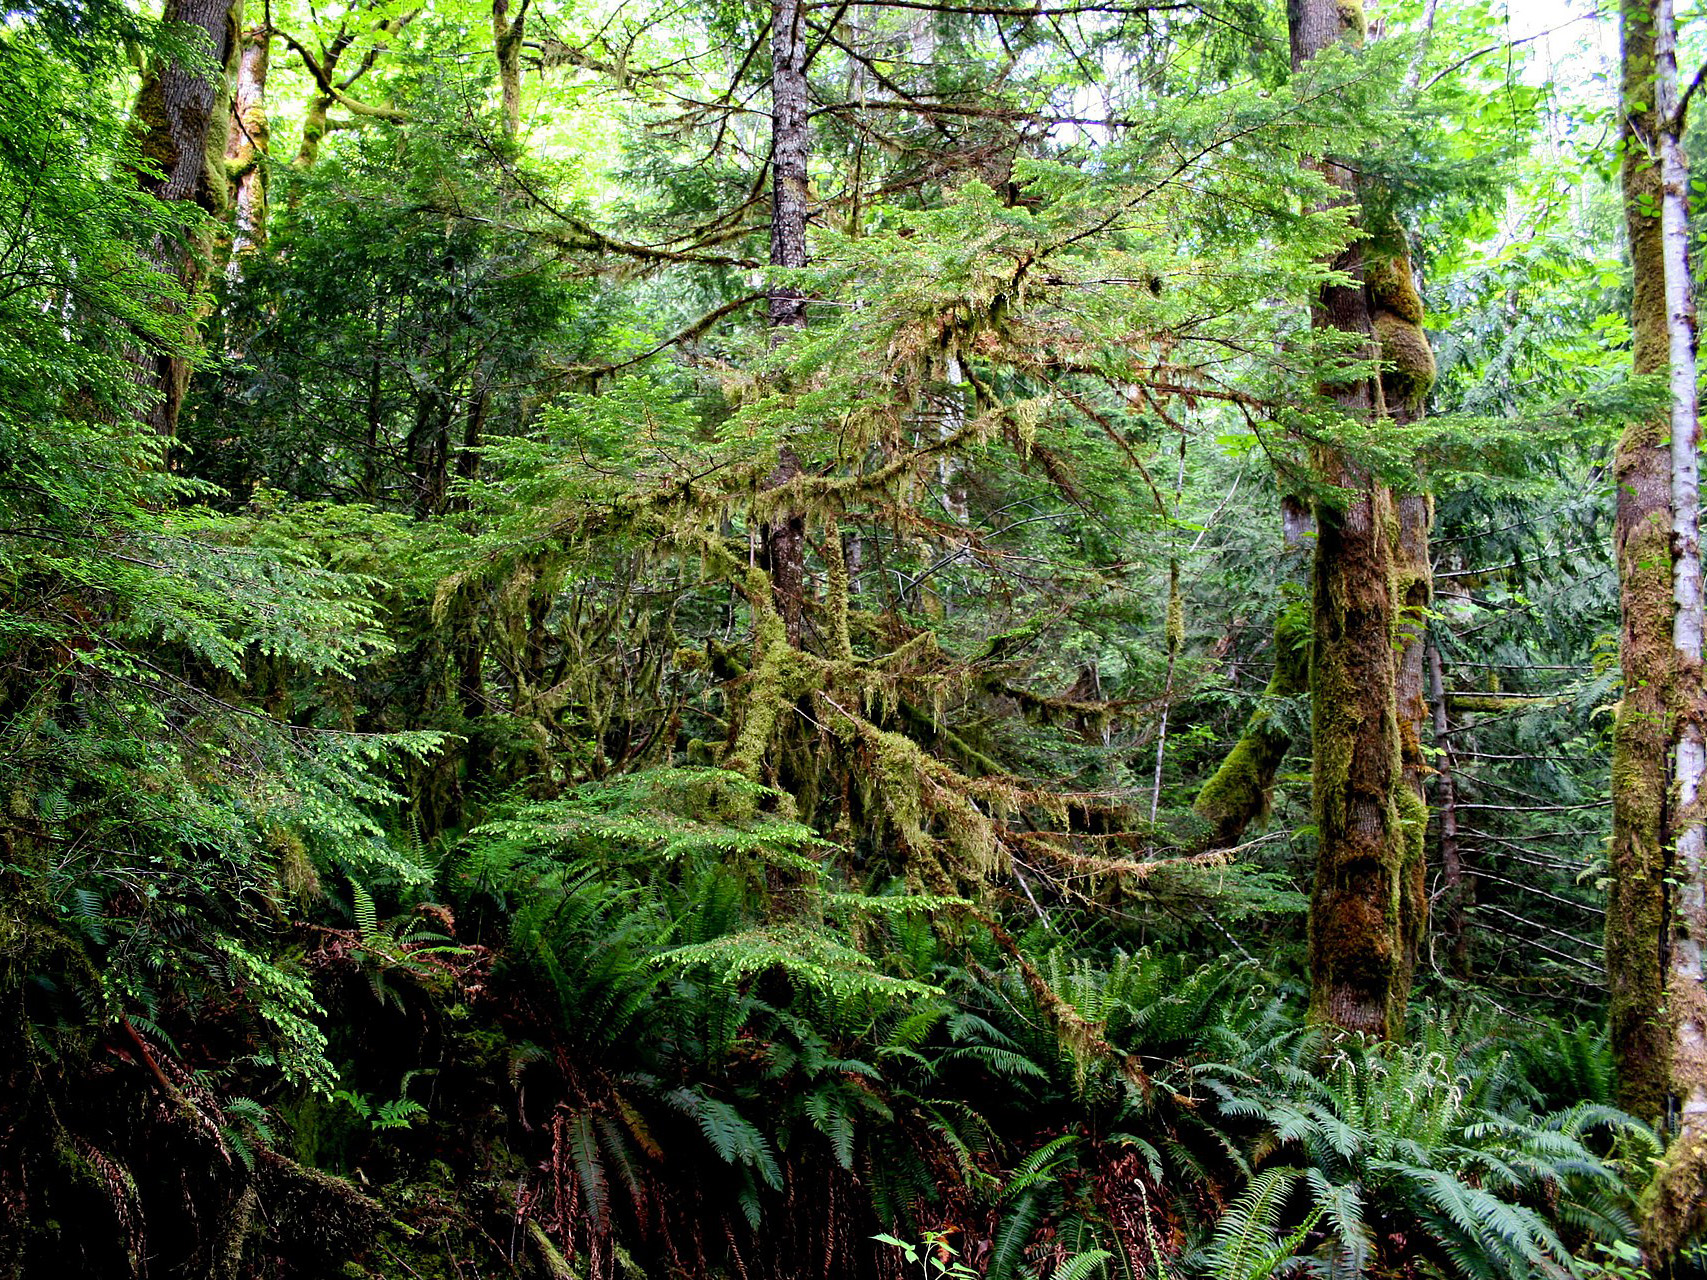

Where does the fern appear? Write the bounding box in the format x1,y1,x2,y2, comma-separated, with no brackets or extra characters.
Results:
669,1090,783,1190
989,1191,1048,1280
1049,1248,1114,1280
348,875,380,946
1205,1167,1302,1280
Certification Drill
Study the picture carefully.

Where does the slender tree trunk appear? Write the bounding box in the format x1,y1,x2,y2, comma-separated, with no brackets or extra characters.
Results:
769,0,809,332
223,24,270,268
362,347,383,502
492,0,529,137
131,0,243,438
761,0,810,645
1642,0,1707,1251
1427,636,1468,977
295,91,333,168
1609,0,1675,1125
1193,495,1312,846
1291,0,1412,1040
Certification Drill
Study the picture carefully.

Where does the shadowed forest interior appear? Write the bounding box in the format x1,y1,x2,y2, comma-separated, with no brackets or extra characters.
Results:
5,0,1707,1274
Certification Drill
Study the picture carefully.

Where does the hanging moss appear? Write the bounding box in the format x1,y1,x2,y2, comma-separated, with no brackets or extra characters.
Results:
723,582,821,781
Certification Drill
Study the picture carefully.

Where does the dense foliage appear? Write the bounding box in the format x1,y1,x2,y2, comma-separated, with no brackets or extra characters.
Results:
1,0,1703,1276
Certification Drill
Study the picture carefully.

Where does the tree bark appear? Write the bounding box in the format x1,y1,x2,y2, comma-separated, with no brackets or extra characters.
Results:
760,0,811,645
1641,0,1707,1251
1609,0,1675,1126
492,0,529,137
131,0,243,438
769,0,809,333
136,0,241,210
223,25,271,267
1291,0,1413,1040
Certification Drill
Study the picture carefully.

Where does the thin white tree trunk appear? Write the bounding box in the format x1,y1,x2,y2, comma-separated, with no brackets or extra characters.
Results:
1657,0,1707,1147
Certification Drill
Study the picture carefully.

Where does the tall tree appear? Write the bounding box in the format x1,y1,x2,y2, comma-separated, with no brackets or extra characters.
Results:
1290,0,1416,1039
1636,0,1707,1253
130,0,242,436
1608,0,1676,1126
760,0,810,646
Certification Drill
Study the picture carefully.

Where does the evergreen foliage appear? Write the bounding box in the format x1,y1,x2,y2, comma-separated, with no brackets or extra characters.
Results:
0,0,1698,1274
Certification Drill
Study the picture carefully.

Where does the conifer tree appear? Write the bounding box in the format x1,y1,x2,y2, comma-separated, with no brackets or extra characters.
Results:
1289,0,1416,1039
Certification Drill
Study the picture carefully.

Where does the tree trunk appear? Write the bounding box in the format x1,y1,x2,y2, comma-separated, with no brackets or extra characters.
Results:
1192,496,1311,847
1609,0,1675,1126
769,0,809,333
136,0,240,209
1641,0,1707,1252
223,24,271,268
492,0,529,137
1291,0,1413,1040
1371,228,1435,994
131,0,243,438
761,0,811,645
1426,636,1468,977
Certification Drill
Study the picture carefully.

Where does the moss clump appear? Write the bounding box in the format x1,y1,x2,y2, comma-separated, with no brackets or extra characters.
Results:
1374,311,1437,415
1642,1131,1707,1262
1365,255,1423,326
1335,0,1367,43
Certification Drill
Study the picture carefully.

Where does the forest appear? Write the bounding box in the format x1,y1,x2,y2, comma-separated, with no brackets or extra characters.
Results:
4,0,1707,1272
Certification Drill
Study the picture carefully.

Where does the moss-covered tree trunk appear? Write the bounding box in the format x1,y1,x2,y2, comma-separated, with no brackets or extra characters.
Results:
492,0,529,137
1291,0,1414,1040
1608,0,1675,1126
223,24,270,266
1370,229,1435,994
761,0,810,645
1639,0,1707,1251
130,0,242,438
1192,498,1311,847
